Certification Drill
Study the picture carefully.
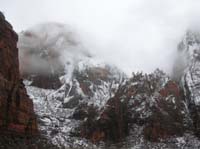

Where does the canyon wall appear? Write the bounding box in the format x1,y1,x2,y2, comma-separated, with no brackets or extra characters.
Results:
0,12,37,136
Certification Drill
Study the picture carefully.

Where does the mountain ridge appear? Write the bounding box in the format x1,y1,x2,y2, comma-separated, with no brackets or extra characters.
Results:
1,13,200,148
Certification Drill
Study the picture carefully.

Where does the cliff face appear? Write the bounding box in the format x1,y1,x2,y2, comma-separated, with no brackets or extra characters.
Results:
174,30,200,137
80,70,190,142
0,12,37,135
24,64,124,148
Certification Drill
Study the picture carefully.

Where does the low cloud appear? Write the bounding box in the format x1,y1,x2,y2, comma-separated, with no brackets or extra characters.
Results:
18,23,90,75
2,0,200,75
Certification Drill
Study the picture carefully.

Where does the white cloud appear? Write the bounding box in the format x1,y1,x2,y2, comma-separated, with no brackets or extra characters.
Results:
1,0,200,75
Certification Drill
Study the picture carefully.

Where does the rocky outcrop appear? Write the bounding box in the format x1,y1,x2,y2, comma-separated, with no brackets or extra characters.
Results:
143,81,190,141
80,70,190,142
174,30,200,137
18,23,89,90
18,22,127,147
0,12,37,136
23,73,63,89
24,60,124,147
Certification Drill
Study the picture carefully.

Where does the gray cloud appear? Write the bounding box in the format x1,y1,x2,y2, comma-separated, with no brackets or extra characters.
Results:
1,0,200,75
18,22,91,75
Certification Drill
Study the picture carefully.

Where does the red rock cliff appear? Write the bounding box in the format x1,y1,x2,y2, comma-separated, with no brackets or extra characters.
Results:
0,12,38,136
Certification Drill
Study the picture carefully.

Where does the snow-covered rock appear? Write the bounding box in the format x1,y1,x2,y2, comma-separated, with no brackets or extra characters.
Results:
24,56,124,148
174,30,200,137
80,69,191,143
17,23,125,148
17,24,200,148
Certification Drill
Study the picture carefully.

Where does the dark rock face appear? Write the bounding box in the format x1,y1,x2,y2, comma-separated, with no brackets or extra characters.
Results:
0,13,38,136
80,70,190,142
143,81,189,141
23,73,63,89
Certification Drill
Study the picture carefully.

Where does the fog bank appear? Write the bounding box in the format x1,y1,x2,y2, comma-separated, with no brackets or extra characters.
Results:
2,0,200,75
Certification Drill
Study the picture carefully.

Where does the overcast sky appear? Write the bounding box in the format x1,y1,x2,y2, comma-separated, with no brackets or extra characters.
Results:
1,0,200,75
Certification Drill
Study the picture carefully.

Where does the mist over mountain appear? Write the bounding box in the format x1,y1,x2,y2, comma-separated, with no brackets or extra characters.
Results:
13,19,200,148
18,23,92,75
2,0,200,75
2,1,200,149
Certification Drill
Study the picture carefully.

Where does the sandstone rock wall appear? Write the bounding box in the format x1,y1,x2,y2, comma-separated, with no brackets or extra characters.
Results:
0,12,37,136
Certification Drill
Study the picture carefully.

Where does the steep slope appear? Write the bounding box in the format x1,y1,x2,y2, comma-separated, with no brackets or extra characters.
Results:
25,62,124,148
18,23,125,148
0,12,37,136
175,30,200,137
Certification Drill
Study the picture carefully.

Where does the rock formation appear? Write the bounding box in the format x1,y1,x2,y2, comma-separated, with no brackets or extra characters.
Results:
17,23,200,148
0,12,37,136
175,30,200,138
80,69,190,142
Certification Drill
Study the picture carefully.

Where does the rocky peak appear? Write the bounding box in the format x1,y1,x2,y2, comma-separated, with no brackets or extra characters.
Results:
175,30,200,105
17,23,130,148
18,23,92,90
177,30,200,64
173,29,200,138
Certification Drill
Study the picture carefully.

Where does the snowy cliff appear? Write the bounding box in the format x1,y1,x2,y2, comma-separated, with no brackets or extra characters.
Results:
174,30,200,137
16,24,200,148
18,23,125,148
